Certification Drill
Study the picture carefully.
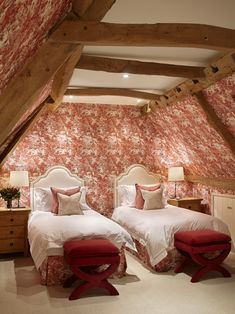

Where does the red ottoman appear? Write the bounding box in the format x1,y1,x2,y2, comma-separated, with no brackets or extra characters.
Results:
174,230,231,283
63,239,120,300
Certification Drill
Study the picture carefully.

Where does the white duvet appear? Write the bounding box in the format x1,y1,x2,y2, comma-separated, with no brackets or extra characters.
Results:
111,204,230,266
28,209,135,269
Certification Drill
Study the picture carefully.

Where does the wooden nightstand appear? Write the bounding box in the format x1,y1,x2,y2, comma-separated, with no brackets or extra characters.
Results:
0,207,31,256
168,197,203,212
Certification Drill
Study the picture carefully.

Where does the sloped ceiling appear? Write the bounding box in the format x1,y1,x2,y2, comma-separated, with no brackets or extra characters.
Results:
2,75,235,178
0,0,234,193
0,75,234,211
64,0,235,104
0,0,71,91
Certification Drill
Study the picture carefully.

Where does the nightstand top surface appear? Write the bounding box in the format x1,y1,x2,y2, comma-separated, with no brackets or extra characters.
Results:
169,197,203,202
0,207,31,213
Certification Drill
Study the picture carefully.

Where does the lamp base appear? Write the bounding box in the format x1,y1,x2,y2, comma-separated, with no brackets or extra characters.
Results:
11,206,26,209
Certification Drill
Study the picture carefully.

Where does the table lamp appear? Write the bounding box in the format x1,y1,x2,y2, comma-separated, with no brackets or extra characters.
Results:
9,170,29,208
168,167,184,199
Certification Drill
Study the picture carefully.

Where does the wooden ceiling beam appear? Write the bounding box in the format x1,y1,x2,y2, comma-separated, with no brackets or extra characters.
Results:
50,21,235,50
76,55,206,78
49,0,116,111
0,96,53,167
195,91,235,156
0,0,116,163
72,0,93,17
0,41,78,149
153,52,235,108
49,45,84,110
75,0,117,21
65,87,161,100
48,0,115,110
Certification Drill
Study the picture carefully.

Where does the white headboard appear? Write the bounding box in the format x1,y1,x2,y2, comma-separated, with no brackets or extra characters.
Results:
113,164,161,208
30,166,85,211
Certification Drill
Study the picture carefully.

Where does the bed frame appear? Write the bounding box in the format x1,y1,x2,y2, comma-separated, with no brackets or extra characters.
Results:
113,164,161,208
30,166,127,285
113,164,183,272
30,165,84,211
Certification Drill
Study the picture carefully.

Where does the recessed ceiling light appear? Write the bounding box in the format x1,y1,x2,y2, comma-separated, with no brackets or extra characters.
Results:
69,95,73,99
123,73,129,79
137,99,141,103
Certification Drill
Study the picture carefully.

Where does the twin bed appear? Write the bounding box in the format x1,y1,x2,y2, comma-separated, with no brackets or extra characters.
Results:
28,164,230,285
28,166,134,285
112,165,229,271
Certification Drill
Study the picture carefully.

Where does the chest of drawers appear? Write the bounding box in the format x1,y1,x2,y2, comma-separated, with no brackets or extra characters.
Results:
0,208,31,256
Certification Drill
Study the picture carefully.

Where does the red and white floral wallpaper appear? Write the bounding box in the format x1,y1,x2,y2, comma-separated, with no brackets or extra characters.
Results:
204,72,235,137
0,73,234,215
1,1,234,218
0,0,71,93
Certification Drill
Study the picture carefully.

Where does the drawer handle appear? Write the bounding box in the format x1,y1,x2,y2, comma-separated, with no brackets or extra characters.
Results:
188,206,192,209
227,206,232,210
10,243,14,247
10,218,14,222
10,230,14,235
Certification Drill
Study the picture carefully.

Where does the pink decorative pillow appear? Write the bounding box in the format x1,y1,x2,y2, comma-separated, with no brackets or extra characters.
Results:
135,184,161,209
50,187,81,214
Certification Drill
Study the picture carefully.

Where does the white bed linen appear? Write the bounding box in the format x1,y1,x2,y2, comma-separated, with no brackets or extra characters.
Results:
28,209,135,269
112,204,230,266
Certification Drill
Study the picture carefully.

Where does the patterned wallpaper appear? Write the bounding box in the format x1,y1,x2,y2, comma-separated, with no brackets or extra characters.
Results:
204,72,235,137
1,1,234,216
0,0,71,93
0,74,234,214
0,104,163,213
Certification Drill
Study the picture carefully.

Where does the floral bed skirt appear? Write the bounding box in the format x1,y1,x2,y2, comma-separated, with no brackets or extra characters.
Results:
38,246,127,285
126,239,184,272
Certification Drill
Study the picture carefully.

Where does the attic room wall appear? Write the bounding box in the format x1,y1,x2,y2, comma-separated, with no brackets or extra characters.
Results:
203,73,235,137
1,103,185,215
191,73,235,209
0,74,234,215
146,73,235,211
147,73,235,178
0,0,71,93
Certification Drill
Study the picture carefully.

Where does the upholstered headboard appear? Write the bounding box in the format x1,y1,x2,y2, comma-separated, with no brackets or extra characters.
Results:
113,164,161,208
30,166,84,211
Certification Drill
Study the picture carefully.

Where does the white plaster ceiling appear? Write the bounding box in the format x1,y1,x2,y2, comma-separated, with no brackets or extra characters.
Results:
63,0,235,105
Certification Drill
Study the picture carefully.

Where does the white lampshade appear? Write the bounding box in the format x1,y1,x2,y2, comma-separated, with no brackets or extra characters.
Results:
168,167,184,182
9,171,29,187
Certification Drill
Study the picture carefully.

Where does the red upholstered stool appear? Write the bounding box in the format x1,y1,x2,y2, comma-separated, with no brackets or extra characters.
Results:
63,239,120,300
174,230,231,283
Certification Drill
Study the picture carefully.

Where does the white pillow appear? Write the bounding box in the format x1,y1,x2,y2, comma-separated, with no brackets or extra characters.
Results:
63,186,91,210
57,192,84,216
32,185,91,212
33,187,53,211
141,188,164,210
118,185,136,207
79,186,91,210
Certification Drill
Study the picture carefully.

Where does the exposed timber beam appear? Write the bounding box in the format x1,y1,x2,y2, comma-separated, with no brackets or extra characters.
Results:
50,21,235,51
195,91,235,156
0,97,53,167
186,175,235,191
74,0,116,21
76,55,206,78
72,0,93,17
0,0,116,162
49,45,84,110
153,52,235,108
49,0,116,111
0,42,78,149
65,88,161,100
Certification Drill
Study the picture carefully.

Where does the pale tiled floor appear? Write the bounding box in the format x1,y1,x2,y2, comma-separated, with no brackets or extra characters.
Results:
0,251,235,314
